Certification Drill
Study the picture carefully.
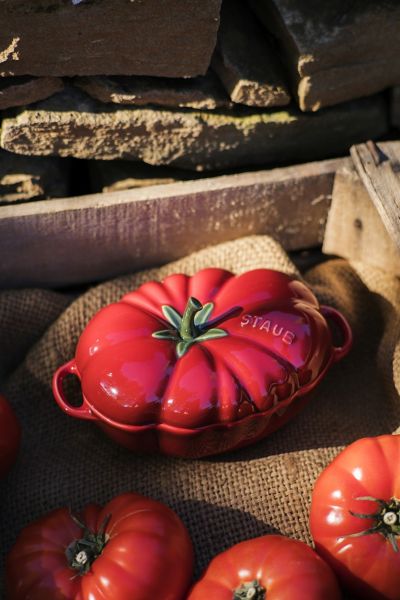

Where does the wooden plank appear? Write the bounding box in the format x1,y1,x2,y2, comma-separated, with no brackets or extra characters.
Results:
0,157,346,288
350,141,400,250
212,0,290,107
323,163,400,275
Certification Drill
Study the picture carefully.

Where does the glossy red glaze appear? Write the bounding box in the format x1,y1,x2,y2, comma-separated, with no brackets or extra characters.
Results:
53,268,352,457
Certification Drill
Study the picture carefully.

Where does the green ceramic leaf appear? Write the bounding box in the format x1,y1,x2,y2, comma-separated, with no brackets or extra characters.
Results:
152,330,179,340
176,340,192,358
161,305,182,330
195,328,228,342
194,302,214,326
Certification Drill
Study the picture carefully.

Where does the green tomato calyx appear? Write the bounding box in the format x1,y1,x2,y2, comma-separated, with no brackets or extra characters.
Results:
153,297,241,358
66,513,111,575
348,496,400,552
233,580,266,600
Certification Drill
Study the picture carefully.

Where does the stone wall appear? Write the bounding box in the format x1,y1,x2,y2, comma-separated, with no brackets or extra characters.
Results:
0,0,398,203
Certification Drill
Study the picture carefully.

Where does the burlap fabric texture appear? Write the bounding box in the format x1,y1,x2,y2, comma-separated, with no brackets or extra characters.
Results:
1,235,400,597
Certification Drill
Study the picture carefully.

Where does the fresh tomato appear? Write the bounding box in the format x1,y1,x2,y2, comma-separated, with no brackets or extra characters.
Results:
310,435,400,599
6,492,194,600
0,393,20,478
187,535,341,599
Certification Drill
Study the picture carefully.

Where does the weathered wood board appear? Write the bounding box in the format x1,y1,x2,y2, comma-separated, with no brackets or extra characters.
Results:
0,157,346,288
0,87,388,170
0,0,221,78
212,0,290,107
351,141,400,251
250,0,400,111
323,162,400,276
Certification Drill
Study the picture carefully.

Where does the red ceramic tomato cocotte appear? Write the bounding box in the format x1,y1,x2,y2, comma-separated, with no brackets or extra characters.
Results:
52,268,352,458
187,535,342,599
6,492,194,600
310,435,400,600
0,394,21,478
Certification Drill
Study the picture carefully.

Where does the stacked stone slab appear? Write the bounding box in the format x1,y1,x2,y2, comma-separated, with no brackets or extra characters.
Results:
0,0,224,203
250,0,400,111
0,0,222,78
0,151,69,204
0,77,64,110
0,87,388,171
75,72,231,111
0,1,397,115
212,0,290,107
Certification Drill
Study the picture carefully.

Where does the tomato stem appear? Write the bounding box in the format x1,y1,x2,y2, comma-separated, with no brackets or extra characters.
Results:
180,297,203,340
153,297,233,358
66,514,111,575
347,496,400,552
233,580,266,599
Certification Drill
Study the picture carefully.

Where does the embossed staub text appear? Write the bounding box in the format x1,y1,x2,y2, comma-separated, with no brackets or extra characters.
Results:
240,314,296,345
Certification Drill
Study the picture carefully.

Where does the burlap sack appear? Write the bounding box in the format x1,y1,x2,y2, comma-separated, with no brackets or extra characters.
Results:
1,235,400,597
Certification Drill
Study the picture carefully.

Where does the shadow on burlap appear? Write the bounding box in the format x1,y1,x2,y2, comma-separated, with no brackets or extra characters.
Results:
1,235,400,595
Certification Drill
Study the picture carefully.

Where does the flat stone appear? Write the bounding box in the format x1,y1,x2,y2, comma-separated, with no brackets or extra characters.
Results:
0,76,63,109
250,0,400,111
212,0,290,107
89,161,202,193
0,150,69,204
0,0,222,78
392,87,400,128
75,71,231,110
0,87,389,171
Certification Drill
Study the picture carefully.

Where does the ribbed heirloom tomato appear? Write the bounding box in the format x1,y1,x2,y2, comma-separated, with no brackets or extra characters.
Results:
53,268,351,457
310,435,400,600
6,492,193,600
0,393,20,478
187,535,341,599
